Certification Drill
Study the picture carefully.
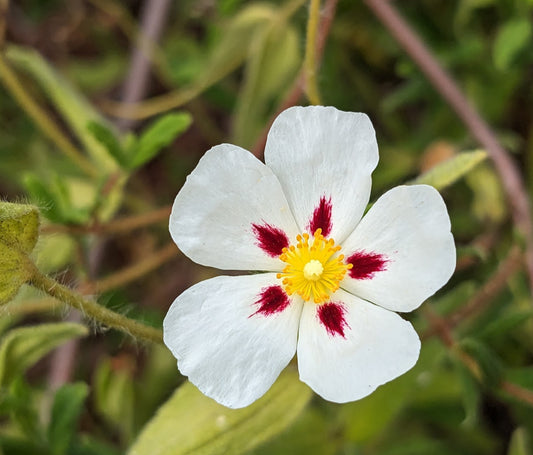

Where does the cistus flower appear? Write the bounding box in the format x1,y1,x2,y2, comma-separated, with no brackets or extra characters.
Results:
164,106,456,408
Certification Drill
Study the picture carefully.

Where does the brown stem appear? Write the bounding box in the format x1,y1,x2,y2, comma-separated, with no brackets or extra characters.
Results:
364,0,533,292
85,242,178,294
421,245,523,340
41,205,172,236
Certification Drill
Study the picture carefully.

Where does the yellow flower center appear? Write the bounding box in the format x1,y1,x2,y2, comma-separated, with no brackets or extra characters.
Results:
277,228,352,304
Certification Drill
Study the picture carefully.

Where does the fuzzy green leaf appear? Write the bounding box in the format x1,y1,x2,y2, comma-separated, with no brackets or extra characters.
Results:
48,383,89,455
0,323,88,386
0,242,33,305
127,367,312,455
507,427,532,455
130,112,192,169
411,150,487,190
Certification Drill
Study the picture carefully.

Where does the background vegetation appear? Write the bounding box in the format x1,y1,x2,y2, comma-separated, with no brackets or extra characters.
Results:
1,0,533,454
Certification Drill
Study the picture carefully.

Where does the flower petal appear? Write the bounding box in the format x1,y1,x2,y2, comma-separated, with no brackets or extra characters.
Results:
297,289,420,403
170,144,300,271
163,274,303,408
264,106,379,242
341,185,456,312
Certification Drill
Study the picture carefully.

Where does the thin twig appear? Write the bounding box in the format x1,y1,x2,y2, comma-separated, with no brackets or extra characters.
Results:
251,0,339,158
41,205,172,236
364,0,533,293
85,242,178,294
117,0,172,131
422,246,523,340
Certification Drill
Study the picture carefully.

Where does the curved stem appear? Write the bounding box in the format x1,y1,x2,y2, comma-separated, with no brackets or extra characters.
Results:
86,242,178,294
29,264,163,345
0,54,97,177
304,0,322,105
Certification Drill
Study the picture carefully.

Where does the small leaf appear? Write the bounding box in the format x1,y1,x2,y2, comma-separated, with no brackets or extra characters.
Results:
410,149,487,190
0,322,88,386
130,112,192,169
493,19,532,71
87,122,128,168
48,382,89,455
0,202,40,254
127,367,312,455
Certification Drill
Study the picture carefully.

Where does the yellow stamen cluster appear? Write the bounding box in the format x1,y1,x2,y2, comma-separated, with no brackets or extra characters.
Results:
277,228,352,303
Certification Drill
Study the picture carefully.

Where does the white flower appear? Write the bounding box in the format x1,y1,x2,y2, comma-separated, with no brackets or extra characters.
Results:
164,106,456,409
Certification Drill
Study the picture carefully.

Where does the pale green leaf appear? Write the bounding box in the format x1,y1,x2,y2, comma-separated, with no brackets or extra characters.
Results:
0,202,39,254
411,149,487,190
127,367,312,455
5,44,119,171
48,382,89,455
493,19,532,71
130,112,192,169
0,322,88,386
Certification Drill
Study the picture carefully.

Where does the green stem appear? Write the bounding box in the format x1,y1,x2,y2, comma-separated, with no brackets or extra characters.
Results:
304,0,322,105
29,264,163,345
0,54,98,177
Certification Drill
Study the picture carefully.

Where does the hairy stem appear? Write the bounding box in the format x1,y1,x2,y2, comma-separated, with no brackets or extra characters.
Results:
29,265,163,345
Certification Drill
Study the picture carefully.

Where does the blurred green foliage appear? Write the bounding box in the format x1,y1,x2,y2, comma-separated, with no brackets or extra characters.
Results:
1,0,533,454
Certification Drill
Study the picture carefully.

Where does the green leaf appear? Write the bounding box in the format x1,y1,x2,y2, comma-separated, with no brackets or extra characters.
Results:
410,150,487,190
127,367,312,455
5,45,120,171
87,121,128,168
507,427,532,455
130,112,192,169
493,19,532,71
0,202,39,254
0,322,88,386
48,383,89,455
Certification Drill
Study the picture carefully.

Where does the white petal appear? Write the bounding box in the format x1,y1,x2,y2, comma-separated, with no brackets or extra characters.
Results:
163,274,303,408
170,144,300,271
297,289,420,403
264,106,379,242
341,185,456,313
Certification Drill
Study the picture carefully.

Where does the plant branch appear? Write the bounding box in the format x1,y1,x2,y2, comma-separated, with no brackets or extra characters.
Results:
304,0,322,105
29,263,163,345
364,0,533,292
41,205,172,236
251,0,339,158
85,242,178,294
0,53,97,177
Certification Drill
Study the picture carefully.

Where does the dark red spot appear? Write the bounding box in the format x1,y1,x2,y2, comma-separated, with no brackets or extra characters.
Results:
346,251,388,280
318,302,349,338
251,222,289,257
308,196,332,237
251,285,291,317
